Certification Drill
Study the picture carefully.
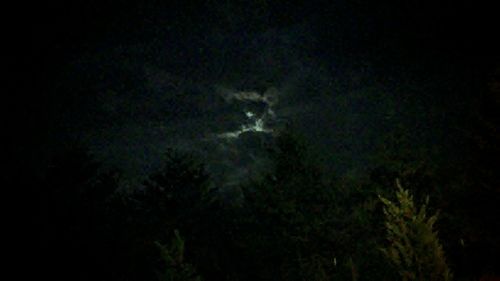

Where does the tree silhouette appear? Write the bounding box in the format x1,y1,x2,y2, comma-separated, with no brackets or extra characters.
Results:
379,179,452,281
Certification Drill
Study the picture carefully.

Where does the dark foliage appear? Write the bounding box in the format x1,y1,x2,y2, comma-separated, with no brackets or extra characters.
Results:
36,116,498,281
37,145,121,281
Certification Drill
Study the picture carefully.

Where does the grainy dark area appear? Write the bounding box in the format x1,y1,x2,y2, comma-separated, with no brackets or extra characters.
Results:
10,1,499,280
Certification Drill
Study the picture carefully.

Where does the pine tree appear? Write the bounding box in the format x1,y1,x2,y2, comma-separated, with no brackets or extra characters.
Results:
379,179,452,281
155,230,202,281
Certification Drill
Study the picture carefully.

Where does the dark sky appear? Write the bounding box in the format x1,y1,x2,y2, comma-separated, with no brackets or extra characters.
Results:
15,0,498,188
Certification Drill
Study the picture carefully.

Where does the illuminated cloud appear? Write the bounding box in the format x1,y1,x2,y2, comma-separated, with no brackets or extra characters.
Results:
215,88,279,140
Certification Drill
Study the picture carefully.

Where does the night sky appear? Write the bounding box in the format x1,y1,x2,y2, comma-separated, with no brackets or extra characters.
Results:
10,2,500,280
16,0,498,190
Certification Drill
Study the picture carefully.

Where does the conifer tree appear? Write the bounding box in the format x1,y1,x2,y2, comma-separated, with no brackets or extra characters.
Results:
155,230,202,281
379,179,452,281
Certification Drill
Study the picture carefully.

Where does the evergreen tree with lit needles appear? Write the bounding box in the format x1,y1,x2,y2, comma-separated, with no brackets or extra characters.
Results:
379,179,452,281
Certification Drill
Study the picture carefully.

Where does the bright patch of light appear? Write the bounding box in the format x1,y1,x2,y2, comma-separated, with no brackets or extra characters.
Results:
254,119,265,132
218,131,242,139
215,88,279,140
217,117,272,139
